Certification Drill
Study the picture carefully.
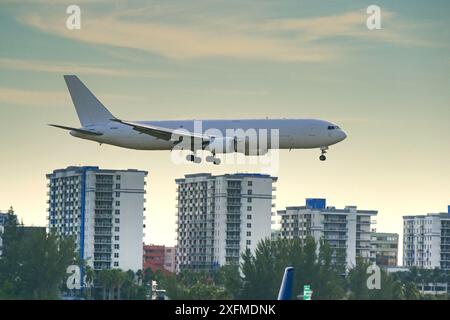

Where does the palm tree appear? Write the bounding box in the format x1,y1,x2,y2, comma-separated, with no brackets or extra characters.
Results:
98,269,113,300
136,269,143,286
110,269,125,300
84,266,95,299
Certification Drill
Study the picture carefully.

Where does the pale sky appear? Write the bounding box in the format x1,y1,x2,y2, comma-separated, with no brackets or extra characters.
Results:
0,0,449,264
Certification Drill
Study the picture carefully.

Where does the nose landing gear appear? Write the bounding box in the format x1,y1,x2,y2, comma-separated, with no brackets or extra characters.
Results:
319,146,328,161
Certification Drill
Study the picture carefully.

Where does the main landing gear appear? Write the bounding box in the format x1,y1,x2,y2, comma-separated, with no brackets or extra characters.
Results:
205,155,221,165
186,154,201,164
319,146,328,161
186,153,221,165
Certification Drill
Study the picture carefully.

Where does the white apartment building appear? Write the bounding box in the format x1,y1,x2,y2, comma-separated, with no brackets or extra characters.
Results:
175,173,276,272
47,166,147,272
278,199,377,268
370,232,399,267
403,207,450,270
164,247,176,273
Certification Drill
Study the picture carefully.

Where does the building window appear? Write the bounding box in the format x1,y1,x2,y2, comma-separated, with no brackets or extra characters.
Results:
248,181,252,186
247,206,252,211
247,198,252,203
247,223,251,228
115,236,119,241
247,231,251,237
114,244,119,249
115,227,120,232
115,218,120,223
116,175,121,180
114,253,119,258
246,240,251,245
115,201,120,206
114,262,119,267
115,209,120,215
116,192,120,197
247,215,252,220
116,184,121,189
247,190,252,195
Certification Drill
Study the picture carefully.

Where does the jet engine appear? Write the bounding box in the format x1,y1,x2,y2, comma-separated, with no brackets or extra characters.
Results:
204,137,237,154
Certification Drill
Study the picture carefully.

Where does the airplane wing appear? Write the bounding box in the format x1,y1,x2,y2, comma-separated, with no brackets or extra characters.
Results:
48,124,103,136
112,119,212,144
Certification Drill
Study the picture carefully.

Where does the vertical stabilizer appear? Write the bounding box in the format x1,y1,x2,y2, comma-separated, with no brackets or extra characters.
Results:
277,267,294,300
64,75,115,126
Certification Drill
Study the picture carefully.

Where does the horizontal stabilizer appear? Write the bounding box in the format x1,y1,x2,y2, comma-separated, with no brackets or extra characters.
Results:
49,124,103,136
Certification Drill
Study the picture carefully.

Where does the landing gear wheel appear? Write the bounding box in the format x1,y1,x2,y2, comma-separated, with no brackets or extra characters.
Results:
319,146,328,162
186,154,202,163
213,158,221,165
206,155,215,163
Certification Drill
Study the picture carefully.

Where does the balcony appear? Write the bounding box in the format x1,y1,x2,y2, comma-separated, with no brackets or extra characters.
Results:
95,223,113,228
94,248,112,254
95,205,113,210
94,230,112,236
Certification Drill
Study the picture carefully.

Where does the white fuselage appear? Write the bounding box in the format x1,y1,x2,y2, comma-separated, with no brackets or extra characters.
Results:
70,118,347,151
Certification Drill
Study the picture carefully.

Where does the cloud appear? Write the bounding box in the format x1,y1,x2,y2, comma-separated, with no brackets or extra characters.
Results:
211,88,269,96
0,86,148,109
19,11,336,62
253,10,437,47
16,5,436,63
0,87,68,107
0,57,173,78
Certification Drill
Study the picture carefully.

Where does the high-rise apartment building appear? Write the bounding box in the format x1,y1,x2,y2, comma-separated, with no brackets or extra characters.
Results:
47,166,147,271
370,232,399,267
403,207,450,270
278,199,377,268
0,210,12,257
143,244,176,273
175,173,276,272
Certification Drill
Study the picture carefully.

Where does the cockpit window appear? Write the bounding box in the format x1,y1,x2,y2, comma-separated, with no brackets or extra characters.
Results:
327,125,340,130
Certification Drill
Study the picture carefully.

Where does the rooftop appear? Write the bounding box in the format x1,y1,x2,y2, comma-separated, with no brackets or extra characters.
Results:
178,172,277,182
47,166,148,177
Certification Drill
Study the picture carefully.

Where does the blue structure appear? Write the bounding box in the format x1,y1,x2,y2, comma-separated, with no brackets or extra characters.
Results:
277,267,294,300
306,198,326,210
448,205,450,215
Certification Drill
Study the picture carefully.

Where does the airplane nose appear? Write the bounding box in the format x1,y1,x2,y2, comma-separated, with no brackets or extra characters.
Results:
340,130,347,141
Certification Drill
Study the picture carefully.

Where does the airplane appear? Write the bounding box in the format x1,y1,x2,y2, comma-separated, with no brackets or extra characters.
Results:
50,75,347,165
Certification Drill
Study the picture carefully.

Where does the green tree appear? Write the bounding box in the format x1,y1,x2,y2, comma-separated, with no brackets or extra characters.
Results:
403,282,420,300
98,269,113,300
314,239,345,300
84,266,95,300
110,269,125,300
347,258,371,300
0,212,77,299
216,264,242,299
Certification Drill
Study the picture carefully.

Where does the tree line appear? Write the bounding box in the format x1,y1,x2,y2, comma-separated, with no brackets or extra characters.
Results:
0,209,152,300
156,237,450,300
